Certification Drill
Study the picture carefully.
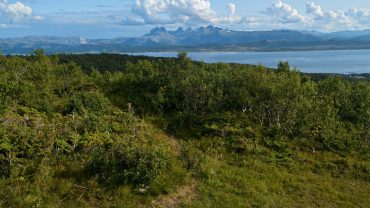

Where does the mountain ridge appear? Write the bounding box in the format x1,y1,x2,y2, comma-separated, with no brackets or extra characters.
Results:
2,26,370,54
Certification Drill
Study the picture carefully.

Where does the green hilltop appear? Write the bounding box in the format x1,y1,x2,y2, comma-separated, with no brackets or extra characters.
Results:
0,51,369,207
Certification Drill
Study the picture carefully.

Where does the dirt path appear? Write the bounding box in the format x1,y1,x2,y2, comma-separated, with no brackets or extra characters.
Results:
151,180,198,208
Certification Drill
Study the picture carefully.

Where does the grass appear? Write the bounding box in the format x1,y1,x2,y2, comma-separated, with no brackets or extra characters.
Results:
1,127,368,208
0,122,191,208
184,138,370,208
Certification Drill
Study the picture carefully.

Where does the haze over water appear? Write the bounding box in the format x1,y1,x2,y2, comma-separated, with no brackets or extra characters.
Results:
130,49,370,74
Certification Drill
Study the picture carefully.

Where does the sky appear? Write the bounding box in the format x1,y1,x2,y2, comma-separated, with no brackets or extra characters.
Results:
1,0,370,38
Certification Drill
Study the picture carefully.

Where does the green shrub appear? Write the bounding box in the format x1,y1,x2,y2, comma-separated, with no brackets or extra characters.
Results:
180,141,204,171
86,142,170,187
0,156,10,178
63,91,110,116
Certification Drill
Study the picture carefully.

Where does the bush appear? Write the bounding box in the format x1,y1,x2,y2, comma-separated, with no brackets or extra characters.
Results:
63,91,110,116
0,156,10,178
86,141,170,187
180,141,204,171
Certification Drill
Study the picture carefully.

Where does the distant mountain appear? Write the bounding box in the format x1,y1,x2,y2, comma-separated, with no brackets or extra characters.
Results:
126,26,322,46
2,26,370,54
0,36,84,48
323,29,370,39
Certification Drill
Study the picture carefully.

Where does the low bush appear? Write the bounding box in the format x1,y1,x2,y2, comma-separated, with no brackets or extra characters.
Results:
85,141,170,187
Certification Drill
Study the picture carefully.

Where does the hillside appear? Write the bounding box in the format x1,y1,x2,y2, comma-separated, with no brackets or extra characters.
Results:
0,52,369,207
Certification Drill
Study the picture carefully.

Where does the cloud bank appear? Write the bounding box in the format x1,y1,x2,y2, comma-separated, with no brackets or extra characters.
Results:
0,0,43,24
305,2,355,30
265,1,370,31
123,0,242,25
263,0,306,24
2,0,370,36
121,0,370,31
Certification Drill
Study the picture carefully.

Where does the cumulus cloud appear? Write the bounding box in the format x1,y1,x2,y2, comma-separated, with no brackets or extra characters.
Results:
345,7,370,27
260,1,370,31
263,0,306,24
306,2,324,18
0,0,43,23
306,2,347,22
219,3,242,23
227,3,236,16
346,8,370,19
118,0,370,31
122,0,242,25
305,2,359,30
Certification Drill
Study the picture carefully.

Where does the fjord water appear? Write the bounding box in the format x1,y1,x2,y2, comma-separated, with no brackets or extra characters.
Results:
131,49,370,74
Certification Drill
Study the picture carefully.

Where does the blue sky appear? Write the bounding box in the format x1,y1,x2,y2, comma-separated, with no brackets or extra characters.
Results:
1,0,370,38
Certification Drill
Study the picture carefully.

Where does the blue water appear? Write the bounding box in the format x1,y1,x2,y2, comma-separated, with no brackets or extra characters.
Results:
129,50,370,74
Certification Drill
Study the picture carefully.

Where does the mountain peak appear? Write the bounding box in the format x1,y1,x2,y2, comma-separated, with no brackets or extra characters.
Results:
176,27,184,32
147,27,168,36
206,25,220,30
196,25,222,33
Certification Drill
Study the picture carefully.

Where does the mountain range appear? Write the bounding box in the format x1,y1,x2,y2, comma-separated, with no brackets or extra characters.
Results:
2,26,370,54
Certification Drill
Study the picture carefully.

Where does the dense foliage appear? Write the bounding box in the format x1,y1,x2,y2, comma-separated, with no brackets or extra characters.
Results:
79,53,369,154
0,51,369,207
0,52,188,207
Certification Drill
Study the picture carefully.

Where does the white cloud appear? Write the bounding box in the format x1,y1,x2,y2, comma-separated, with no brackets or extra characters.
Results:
306,2,346,22
0,0,43,23
345,7,370,27
346,8,370,19
305,2,359,30
122,17,145,25
220,3,242,23
260,1,370,31
227,3,236,16
263,0,306,24
306,2,324,18
122,0,242,25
